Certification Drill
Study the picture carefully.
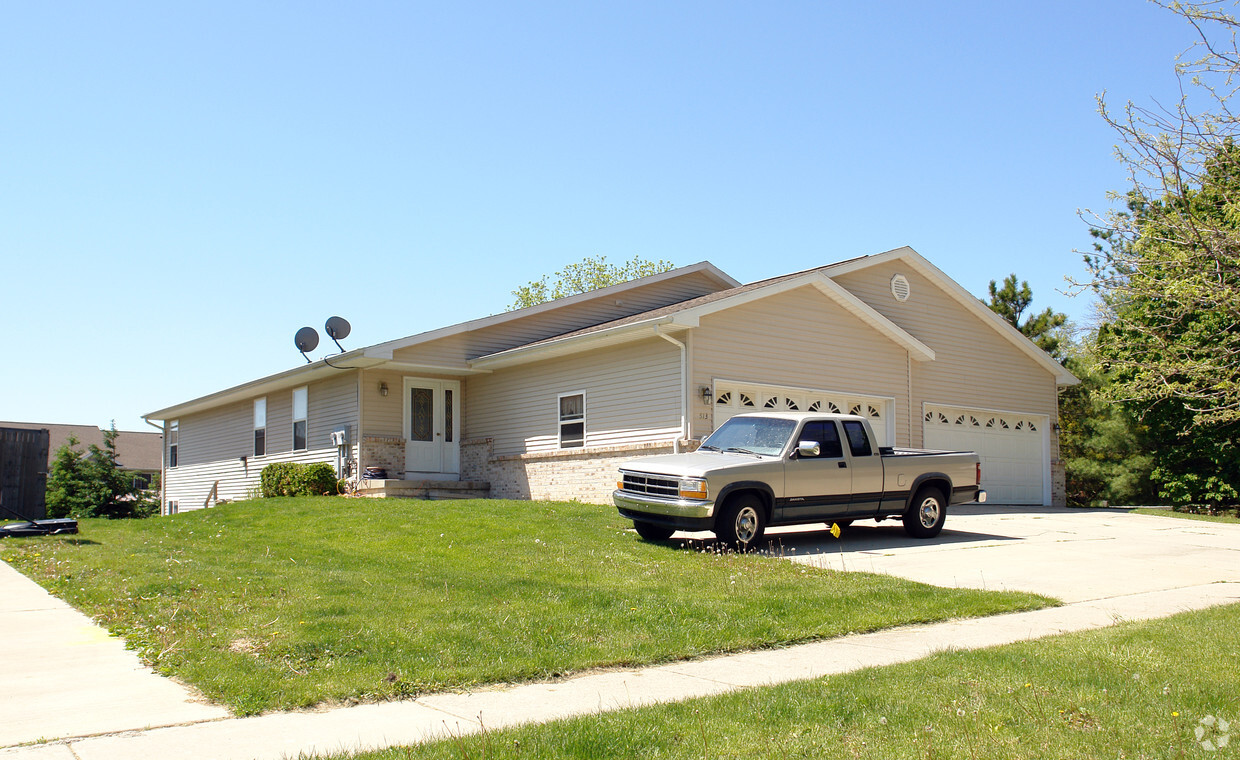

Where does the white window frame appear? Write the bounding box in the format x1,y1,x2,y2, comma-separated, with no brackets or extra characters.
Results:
558,391,586,449
292,386,308,451
253,397,267,457
168,420,179,468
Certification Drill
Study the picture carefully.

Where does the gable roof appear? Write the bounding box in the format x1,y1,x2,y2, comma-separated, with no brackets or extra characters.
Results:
822,246,1078,386
145,247,1076,421
469,266,937,369
144,261,739,420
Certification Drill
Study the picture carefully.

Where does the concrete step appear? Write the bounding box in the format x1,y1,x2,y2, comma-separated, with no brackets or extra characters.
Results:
354,479,490,500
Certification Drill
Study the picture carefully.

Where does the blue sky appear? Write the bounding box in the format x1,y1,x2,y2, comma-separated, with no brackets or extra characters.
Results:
1,1,1199,431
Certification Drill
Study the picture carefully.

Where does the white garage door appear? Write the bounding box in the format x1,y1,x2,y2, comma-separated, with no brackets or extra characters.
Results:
713,381,894,447
923,404,1047,505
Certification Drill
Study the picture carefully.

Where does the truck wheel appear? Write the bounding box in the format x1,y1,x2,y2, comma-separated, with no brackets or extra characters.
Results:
633,520,675,541
717,494,766,550
903,487,947,538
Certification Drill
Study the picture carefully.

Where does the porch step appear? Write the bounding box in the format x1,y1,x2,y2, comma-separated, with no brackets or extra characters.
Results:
355,479,491,500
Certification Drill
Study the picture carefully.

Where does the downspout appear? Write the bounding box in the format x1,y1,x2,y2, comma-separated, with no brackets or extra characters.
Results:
655,327,688,454
906,352,913,446
356,369,364,481
142,417,165,516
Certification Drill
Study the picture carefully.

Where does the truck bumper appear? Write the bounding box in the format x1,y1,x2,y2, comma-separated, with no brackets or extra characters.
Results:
613,490,716,531
976,489,987,503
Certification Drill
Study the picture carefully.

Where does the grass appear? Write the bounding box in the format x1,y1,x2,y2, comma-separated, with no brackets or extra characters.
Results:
1133,507,1240,525
342,602,1240,759
0,497,1052,715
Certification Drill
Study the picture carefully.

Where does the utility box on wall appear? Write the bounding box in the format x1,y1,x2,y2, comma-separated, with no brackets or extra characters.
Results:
0,427,50,521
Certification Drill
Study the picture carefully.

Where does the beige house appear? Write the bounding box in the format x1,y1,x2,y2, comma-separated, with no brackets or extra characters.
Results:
144,247,1077,513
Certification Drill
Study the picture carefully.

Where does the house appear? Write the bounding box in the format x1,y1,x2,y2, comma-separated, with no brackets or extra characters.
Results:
0,421,163,490
143,246,1077,514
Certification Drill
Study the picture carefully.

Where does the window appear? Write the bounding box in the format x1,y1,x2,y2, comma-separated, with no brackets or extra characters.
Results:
841,420,873,458
253,398,267,456
293,387,308,451
797,421,844,458
168,420,179,468
558,393,585,448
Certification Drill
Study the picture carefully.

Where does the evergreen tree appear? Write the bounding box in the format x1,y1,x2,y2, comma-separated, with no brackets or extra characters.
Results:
45,425,156,519
984,274,1067,359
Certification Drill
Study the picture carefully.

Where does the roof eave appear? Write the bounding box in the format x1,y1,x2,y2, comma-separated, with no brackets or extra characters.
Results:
143,351,382,421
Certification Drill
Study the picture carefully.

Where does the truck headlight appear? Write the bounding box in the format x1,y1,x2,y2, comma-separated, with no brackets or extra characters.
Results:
678,478,708,500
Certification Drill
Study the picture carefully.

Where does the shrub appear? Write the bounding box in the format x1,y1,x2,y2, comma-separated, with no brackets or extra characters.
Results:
260,462,339,497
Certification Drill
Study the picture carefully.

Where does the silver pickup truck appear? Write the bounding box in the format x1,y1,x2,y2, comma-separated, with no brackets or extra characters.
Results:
614,412,986,548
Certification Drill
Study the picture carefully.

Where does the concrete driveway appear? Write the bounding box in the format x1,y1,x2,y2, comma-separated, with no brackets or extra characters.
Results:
1,506,1237,760
750,505,1240,602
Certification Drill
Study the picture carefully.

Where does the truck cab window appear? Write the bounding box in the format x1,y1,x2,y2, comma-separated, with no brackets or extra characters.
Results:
798,421,843,458
842,420,872,457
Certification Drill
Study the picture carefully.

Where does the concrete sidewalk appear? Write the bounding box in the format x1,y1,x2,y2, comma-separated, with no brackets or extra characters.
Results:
2,508,1238,760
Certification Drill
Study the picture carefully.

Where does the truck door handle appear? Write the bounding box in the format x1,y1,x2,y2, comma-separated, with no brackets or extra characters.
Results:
838,461,848,468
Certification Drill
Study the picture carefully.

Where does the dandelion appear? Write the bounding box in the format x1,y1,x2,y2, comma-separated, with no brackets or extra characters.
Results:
879,717,887,725
956,709,966,717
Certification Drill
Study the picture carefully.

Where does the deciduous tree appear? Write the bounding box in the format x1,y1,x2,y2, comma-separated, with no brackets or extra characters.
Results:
1078,1,1240,506
509,255,675,310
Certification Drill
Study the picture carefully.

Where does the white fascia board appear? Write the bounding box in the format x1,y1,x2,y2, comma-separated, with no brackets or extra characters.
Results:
143,351,383,421
825,246,1080,386
469,317,683,370
364,261,738,357
672,271,936,362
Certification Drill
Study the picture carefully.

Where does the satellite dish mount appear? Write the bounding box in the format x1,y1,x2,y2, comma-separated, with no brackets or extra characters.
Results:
293,316,352,365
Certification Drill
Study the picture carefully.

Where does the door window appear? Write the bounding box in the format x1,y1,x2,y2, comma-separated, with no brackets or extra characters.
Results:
842,420,873,457
798,421,843,458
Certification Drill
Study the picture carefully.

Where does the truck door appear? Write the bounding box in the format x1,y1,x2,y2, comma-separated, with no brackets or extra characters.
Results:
841,420,884,516
781,420,853,521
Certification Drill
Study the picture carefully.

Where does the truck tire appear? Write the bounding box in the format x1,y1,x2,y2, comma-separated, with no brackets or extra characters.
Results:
717,494,766,550
633,520,675,541
903,487,947,538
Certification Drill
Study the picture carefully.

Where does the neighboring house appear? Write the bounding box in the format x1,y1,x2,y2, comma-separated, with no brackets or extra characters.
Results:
0,422,163,489
144,247,1078,514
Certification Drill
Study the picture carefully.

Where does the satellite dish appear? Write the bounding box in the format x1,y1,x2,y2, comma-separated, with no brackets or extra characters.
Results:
294,327,320,360
325,316,351,341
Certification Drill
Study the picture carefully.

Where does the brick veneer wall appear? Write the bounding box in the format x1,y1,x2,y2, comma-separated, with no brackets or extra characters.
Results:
361,436,404,479
462,438,701,504
1051,458,1066,508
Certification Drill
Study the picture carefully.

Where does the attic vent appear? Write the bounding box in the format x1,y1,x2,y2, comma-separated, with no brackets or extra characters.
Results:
890,273,911,302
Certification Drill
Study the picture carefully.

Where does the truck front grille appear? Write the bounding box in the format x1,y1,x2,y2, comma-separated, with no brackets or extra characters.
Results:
621,472,680,498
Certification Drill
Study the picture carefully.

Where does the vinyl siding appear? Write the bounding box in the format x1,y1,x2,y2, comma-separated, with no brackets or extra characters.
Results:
391,270,725,367
358,368,464,440
690,285,911,442
465,339,682,456
830,261,1059,454
164,372,358,510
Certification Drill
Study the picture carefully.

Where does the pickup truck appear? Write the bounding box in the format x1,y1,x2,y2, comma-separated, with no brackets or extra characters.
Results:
613,412,986,548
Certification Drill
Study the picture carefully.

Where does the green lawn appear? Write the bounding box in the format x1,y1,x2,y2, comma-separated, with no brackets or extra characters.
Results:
1133,507,1240,524
0,497,1052,715
346,602,1240,759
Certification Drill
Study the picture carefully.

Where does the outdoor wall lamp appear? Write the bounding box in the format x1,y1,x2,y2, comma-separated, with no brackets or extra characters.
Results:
379,381,388,397
1052,422,1061,433
699,386,713,405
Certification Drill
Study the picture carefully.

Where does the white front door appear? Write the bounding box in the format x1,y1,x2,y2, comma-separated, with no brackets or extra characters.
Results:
403,377,460,478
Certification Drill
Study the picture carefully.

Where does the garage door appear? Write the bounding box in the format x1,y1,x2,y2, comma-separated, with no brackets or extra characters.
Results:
923,404,1046,505
713,381,894,447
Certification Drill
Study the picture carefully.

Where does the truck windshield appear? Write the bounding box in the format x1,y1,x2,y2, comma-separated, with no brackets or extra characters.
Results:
699,417,796,457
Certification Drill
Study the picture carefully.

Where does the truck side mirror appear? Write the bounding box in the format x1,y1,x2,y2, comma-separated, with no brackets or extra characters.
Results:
797,441,821,458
